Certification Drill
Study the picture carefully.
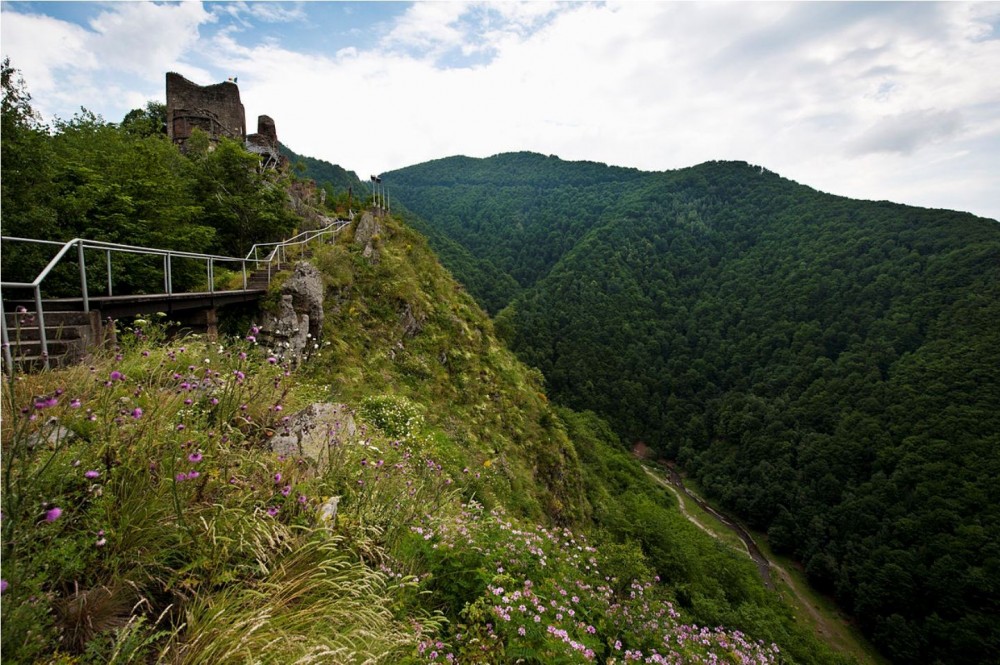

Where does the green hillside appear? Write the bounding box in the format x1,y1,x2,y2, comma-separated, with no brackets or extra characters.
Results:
386,154,1000,664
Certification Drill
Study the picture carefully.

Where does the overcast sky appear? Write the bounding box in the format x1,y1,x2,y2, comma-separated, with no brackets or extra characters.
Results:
2,1,998,220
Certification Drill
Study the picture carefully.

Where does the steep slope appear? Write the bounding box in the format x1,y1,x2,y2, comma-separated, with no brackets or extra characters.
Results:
384,154,1000,664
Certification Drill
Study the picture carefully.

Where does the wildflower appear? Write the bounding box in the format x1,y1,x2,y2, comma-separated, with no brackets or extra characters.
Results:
188,452,203,463
96,530,106,547
132,407,143,419
210,398,219,405
281,485,291,496
34,396,58,409
267,356,277,364
175,473,187,482
187,471,200,480
70,398,82,408
0,579,6,594
84,470,100,479
273,472,282,484
142,350,150,357
297,494,308,504
45,507,62,522
267,506,280,517
110,370,123,381
176,424,186,431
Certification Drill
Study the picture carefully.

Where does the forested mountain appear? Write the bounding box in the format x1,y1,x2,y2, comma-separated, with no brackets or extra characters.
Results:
387,154,1000,664
280,141,362,196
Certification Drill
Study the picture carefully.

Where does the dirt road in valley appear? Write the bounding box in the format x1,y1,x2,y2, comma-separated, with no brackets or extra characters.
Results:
643,464,774,589
644,464,842,644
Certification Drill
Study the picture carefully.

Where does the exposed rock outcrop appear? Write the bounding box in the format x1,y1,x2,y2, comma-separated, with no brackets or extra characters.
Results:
270,403,357,469
354,212,382,264
260,261,324,364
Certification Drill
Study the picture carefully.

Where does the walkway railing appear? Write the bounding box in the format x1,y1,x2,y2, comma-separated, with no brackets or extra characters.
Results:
1,218,350,371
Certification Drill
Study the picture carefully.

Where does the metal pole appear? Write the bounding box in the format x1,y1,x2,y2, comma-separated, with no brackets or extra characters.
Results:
34,285,49,370
1,300,13,375
208,258,214,293
106,249,113,296
242,260,248,290
164,255,169,293
78,241,89,313
166,253,173,294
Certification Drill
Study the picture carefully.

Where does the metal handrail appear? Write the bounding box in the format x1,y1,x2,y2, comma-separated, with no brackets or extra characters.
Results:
1,218,349,371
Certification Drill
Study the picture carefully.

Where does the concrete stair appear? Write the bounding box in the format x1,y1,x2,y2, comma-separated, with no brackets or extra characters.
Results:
3,310,105,371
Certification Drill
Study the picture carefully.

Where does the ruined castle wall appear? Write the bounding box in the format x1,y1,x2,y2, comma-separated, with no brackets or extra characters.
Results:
166,72,246,146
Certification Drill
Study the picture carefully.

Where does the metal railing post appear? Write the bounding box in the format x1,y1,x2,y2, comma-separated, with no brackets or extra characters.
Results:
208,258,214,293
1,300,13,375
242,260,248,290
34,285,49,370
78,241,90,313
106,249,113,296
166,253,173,294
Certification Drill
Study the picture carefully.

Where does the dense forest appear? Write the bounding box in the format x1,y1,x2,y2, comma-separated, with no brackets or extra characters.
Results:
387,153,1000,664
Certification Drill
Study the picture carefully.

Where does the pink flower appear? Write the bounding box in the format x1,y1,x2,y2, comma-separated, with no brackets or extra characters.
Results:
45,507,62,522
188,452,203,463
281,485,291,496
131,407,143,419
273,473,282,484
70,398,82,408
267,506,279,517
110,370,123,381
267,356,277,364
84,470,100,479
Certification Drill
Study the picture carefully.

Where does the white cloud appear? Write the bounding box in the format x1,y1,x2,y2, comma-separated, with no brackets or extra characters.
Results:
1,1,997,219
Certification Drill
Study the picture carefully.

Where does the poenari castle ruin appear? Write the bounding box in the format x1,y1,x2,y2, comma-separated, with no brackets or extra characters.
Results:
165,72,284,170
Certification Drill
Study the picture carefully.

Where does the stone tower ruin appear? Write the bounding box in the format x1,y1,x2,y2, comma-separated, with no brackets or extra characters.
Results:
165,72,284,168
166,72,246,147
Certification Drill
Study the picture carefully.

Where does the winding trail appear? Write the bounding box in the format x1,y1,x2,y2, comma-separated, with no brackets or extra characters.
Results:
644,463,849,648
643,464,774,589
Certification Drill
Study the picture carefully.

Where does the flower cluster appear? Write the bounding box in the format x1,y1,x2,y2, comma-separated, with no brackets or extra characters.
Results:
412,503,780,664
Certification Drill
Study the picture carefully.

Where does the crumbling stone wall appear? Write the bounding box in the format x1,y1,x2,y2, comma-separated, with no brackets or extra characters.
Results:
166,72,247,148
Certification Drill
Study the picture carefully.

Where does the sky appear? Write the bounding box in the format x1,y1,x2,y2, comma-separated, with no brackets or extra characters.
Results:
2,1,999,221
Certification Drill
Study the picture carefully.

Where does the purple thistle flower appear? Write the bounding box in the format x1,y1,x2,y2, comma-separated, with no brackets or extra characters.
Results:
45,507,62,522
188,452,203,463
70,398,82,408
267,506,279,517
132,407,143,419
281,485,291,496
110,370,123,381
267,356,277,364
84,470,100,479
175,472,187,482
273,472,282,484
187,470,200,479
176,424,185,431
